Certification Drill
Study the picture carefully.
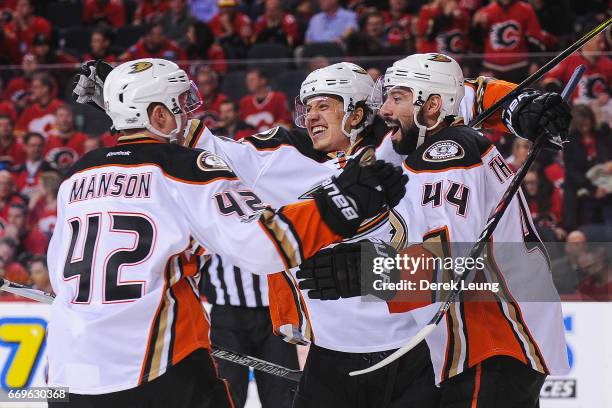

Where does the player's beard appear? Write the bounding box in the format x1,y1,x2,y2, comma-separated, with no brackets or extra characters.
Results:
387,118,421,155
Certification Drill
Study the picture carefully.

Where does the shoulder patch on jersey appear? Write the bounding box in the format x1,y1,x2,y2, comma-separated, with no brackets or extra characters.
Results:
422,140,465,162
197,151,231,172
251,127,279,141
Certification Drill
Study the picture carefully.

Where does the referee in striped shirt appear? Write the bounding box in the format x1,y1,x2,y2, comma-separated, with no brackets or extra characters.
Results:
201,254,299,407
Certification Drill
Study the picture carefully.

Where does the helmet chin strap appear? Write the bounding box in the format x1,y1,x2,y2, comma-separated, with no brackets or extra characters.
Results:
412,106,443,149
144,114,183,143
341,111,367,147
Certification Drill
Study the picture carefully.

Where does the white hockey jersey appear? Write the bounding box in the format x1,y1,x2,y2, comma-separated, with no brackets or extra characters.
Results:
46,134,343,394
388,125,569,384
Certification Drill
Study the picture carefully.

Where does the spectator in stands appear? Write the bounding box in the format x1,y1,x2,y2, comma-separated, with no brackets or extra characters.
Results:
15,72,63,138
2,0,51,59
45,106,88,169
381,0,414,52
507,137,530,171
307,55,331,72
416,0,470,55
239,68,292,132
83,136,104,154
82,0,126,28
0,99,16,124
523,165,565,241
82,27,117,63
473,0,554,83
189,0,218,23
185,22,227,73
543,32,611,125
194,66,229,128
347,11,398,60
161,0,194,44
28,171,60,236
30,33,78,65
564,104,612,230
5,203,48,256
0,10,22,64
120,21,186,62
551,230,586,294
0,115,25,167
0,170,25,223
576,247,612,300
0,237,29,284
13,132,52,198
305,0,358,43
28,255,51,293
133,0,169,25
253,0,300,47
213,100,256,140
209,0,253,58
2,53,38,113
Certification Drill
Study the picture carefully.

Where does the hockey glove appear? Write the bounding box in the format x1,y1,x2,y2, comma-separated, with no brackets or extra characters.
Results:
72,60,114,111
502,91,572,150
313,147,408,237
297,240,400,301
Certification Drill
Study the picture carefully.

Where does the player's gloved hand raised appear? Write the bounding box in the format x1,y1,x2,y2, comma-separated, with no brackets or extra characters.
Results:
297,240,400,300
503,90,572,150
72,60,114,111
312,147,408,237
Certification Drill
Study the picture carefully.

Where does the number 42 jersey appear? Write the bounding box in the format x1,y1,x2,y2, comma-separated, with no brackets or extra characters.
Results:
45,135,342,394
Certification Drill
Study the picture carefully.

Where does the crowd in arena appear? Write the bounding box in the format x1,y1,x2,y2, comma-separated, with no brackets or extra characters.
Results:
0,0,610,298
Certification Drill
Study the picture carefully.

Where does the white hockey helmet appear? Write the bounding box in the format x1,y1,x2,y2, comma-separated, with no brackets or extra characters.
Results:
103,58,202,141
381,53,464,148
295,62,380,144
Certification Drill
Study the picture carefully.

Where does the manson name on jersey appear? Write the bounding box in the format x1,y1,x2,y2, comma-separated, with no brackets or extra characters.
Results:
69,172,152,203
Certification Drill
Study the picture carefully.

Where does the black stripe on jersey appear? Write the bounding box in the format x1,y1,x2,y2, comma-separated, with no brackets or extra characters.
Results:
276,210,305,264
140,260,172,384
442,311,456,381
233,266,247,306
282,271,303,331
242,127,329,163
459,298,470,373
216,256,231,305
67,141,238,184
187,120,205,149
252,274,263,307
404,125,493,172
167,283,178,369
201,256,217,304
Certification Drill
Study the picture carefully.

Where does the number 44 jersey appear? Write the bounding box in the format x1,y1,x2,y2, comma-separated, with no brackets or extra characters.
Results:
389,125,569,384
45,135,342,394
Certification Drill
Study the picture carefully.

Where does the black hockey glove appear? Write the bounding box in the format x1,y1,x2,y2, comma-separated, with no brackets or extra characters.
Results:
297,240,400,300
502,90,572,151
72,60,114,111
312,147,408,237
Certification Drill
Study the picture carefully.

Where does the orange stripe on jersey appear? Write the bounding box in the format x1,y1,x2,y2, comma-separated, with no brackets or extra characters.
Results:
471,363,482,408
268,272,302,334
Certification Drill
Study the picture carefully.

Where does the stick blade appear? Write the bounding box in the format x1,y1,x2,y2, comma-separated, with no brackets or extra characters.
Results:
349,323,437,376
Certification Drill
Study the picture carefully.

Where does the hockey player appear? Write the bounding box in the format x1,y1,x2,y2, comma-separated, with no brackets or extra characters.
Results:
71,55,571,407
47,58,406,407
297,54,571,407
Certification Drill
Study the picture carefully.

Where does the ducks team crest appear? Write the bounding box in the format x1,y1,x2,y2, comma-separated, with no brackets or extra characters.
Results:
423,140,464,162
128,61,153,74
197,151,231,172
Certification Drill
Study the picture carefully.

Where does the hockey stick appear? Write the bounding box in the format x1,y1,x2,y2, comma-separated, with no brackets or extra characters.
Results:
468,17,611,128
349,64,586,377
0,278,302,382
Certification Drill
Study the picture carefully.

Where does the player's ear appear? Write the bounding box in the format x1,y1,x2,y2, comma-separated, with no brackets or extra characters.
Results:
348,106,365,129
423,95,442,122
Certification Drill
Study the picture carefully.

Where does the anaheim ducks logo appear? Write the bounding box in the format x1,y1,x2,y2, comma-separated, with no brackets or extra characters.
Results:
128,61,153,74
490,20,521,50
427,54,452,63
197,151,231,172
423,140,464,162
